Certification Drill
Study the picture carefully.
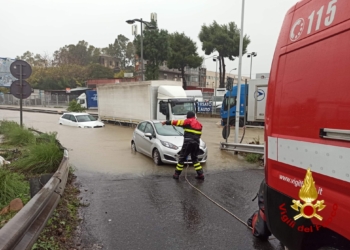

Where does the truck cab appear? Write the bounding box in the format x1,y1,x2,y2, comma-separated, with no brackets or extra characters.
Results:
77,90,98,109
157,86,196,121
220,84,247,127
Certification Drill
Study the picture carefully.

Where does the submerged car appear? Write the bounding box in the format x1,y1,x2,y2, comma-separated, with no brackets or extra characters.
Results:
58,112,105,128
131,120,208,165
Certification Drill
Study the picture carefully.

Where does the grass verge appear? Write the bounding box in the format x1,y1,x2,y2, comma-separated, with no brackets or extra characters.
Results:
0,120,81,249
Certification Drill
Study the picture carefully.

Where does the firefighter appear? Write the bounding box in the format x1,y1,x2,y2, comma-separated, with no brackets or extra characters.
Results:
162,111,204,180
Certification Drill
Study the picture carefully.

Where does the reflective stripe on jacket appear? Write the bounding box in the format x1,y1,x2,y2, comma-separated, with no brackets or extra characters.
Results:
166,117,202,135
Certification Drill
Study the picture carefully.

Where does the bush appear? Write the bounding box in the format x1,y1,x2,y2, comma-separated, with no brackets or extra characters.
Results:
12,142,64,174
0,168,29,210
0,121,36,146
0,121,20,137
245,153,261,163
66,100,86,112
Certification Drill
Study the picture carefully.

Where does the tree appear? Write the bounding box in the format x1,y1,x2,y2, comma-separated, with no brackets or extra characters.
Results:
199,21,251,87
125,42,135,66
103,35,134,69
86,64,114,79
133,21,170,80
16,51,53,67
53,41,101,66
167,32,203,89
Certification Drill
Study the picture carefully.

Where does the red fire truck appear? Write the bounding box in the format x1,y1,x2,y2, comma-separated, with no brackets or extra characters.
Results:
263,0,350,249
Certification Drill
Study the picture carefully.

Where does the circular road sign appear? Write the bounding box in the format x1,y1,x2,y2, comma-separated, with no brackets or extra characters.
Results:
10,60,32,79
10,80,32,99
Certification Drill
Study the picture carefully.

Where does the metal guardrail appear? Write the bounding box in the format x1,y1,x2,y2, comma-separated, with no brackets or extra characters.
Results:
0,149,69,250
220,142,264,154
0,106,63,114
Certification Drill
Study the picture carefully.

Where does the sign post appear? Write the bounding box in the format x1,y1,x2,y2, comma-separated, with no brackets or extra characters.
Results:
10,60,32,127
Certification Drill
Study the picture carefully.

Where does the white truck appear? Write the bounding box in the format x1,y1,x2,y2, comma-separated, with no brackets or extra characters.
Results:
76,90,98,109
246,78,268,124
97,80,196,125
221,76,269,126
185,90,203,102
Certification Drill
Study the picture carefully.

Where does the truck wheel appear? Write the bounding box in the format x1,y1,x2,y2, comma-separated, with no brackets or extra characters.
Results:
131,141,137,152
239,118,245,127
153,149,162,165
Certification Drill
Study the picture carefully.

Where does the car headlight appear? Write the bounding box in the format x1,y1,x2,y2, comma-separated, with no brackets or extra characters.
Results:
201,141,207,149
160,140,178,150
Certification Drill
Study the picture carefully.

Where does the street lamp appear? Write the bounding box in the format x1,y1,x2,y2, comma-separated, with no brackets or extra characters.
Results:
212,55,221,114
126,18,156,81
247,52,257,80
229,68,237,74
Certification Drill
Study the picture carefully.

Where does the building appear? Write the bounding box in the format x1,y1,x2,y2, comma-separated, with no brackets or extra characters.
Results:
205,70,250,89
99,55,121,71
134,56,206,87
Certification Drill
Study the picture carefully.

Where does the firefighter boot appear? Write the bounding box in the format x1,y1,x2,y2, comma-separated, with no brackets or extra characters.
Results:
195,169,205,180
173,170,181,179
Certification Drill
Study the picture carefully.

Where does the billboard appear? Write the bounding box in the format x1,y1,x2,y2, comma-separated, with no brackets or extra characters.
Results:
0,57,16,87
197,102,212,113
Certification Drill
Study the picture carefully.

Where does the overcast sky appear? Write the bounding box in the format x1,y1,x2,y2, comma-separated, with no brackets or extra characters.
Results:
1,0,299,79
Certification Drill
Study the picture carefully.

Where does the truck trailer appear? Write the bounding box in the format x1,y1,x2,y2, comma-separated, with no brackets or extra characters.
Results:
97,80,196,125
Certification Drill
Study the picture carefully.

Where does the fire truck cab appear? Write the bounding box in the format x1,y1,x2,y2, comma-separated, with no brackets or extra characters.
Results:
264,0,350,249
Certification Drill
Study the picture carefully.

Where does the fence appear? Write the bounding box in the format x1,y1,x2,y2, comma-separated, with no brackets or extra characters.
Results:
0,93,80,108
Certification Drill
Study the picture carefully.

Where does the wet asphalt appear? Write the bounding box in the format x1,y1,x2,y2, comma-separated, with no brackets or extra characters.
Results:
0,108,283,250
77,168,283,250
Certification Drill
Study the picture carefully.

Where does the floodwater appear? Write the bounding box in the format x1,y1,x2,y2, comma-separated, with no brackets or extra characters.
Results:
0,109,285,250
0,110,264,176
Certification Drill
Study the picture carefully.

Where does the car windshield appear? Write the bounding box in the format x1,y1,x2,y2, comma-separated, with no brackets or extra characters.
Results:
154,123,184,136
171,102,195,115
76,114,97,122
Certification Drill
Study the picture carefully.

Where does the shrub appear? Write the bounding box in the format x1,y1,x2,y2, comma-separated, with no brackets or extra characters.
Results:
245,153,261,163
0,168,29,210
12,142,64,174
66,100,86,112
0,121,36,146
0,121,21,137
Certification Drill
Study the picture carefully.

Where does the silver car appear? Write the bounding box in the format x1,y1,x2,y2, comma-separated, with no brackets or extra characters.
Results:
131,120,208,165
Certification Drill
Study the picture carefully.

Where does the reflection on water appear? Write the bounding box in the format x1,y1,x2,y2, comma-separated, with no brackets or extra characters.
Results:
0,110,260,175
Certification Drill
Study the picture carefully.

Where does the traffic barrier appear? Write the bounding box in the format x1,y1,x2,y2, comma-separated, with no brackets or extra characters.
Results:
220,142,264,154
0,140,69,249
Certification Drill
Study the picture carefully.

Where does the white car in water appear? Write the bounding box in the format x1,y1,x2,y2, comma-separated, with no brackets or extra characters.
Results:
58,112,105,128
131,120,208,165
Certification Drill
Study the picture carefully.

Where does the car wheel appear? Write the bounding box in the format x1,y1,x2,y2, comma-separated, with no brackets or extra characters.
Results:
131,141,137,152
152,148,162,165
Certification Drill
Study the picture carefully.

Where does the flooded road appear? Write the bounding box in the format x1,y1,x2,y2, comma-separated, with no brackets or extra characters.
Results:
0,110,264,176
0,110,283,250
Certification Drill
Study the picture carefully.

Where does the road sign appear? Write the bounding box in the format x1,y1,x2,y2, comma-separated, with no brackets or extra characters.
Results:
10,80,32,99
10,60,32,79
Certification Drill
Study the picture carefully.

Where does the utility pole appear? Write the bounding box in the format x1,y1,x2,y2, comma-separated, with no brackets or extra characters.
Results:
235,0,245,143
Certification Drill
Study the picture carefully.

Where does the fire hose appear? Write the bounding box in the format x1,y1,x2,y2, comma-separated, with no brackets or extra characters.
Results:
184,164,276,241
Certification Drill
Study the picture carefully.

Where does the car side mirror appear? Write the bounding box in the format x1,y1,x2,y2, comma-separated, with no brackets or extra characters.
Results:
144,133,153,139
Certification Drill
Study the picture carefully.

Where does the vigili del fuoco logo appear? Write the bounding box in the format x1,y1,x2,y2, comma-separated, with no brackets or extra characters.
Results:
279,168,338,232
291,168,326,221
